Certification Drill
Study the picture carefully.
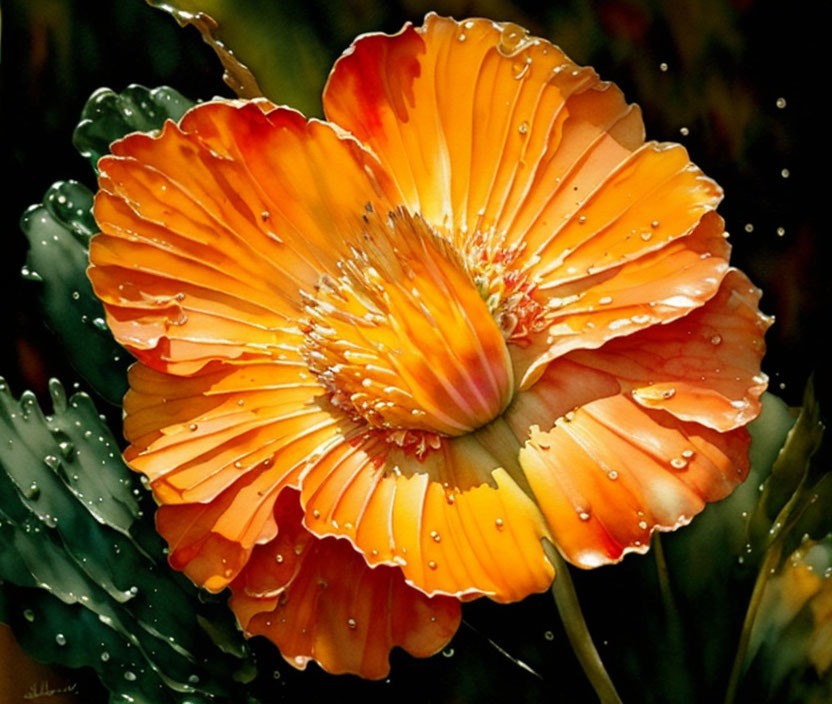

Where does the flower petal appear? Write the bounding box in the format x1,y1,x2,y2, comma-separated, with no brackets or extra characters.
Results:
90,101,398,375
511,210,732,387
324,15,723,385
124,361,346,590
516,393,750,568
300,431,553,602
229,489,460,679
568,269,770,431
324,14,628,240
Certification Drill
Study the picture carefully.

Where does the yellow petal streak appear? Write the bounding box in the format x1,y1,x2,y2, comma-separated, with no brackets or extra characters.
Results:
302,208,513,437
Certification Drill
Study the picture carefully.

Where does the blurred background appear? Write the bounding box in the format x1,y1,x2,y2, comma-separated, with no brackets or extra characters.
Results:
0,1,827,702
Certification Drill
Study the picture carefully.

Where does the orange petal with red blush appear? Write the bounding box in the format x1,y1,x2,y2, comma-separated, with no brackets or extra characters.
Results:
324,15,724,387
518,394,750,568
90,101,399,375
124,361,347,590
512,210,732,387
230,489,460,678
324,14,634,243
300,432,553,602
568,269,770,431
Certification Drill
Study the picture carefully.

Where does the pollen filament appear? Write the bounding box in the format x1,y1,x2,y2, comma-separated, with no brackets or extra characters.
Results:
301,208,514,436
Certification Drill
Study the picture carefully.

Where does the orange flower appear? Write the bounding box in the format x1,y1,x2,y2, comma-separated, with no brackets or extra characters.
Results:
88,14,769,677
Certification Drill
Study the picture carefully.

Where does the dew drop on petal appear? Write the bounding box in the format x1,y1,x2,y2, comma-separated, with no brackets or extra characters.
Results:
776,97,787,108
55,633,66,646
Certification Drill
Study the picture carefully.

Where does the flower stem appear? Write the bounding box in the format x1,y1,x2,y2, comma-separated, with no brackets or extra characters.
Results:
722,533,784,704
543,540,623,704
652,534,695,704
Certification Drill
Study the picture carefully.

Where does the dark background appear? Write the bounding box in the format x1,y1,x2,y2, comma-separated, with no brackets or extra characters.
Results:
0,1,828,702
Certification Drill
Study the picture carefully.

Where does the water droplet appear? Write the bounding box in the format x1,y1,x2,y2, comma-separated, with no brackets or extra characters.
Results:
518,121,528,135
428,560,438,570
710,334,722,345
599,296,613,305
272,670,281,680
495,518,504,529
776,227,785,237
651,220,660,228
43,454,60,470
44,514,58,529
188,423,197,431
347,618,357,629
607,471,618,480
55,633,66,646
577,215,587,224
679,127,689,136
670,457,687,469
659,62,668,72
681,449,695,459
124,671,137,682
71,291,80,300
24,482,40,500
100,651,110,662
661,388,676,399
458,33,467,42
431,530,441,543
23,609,35,622
188,674,200,684
312,509,320,519
442,647,455,658
92,317,108,331
578,511,590,521
744,223,754,233
640,232,652,241
780,168,790,179
544,630,554,641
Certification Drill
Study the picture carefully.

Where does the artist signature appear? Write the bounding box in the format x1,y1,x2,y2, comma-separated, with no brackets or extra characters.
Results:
23,680,78,700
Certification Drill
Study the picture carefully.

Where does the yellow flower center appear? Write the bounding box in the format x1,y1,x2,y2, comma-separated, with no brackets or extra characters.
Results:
301,208,514,437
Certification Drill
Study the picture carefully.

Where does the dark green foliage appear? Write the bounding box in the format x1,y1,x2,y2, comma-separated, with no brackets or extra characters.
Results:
0,378,254,704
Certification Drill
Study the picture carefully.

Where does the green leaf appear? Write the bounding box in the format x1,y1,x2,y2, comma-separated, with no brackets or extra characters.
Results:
21,183,129,405
747,378,825,553
0,378,256,703
73,84,194,171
